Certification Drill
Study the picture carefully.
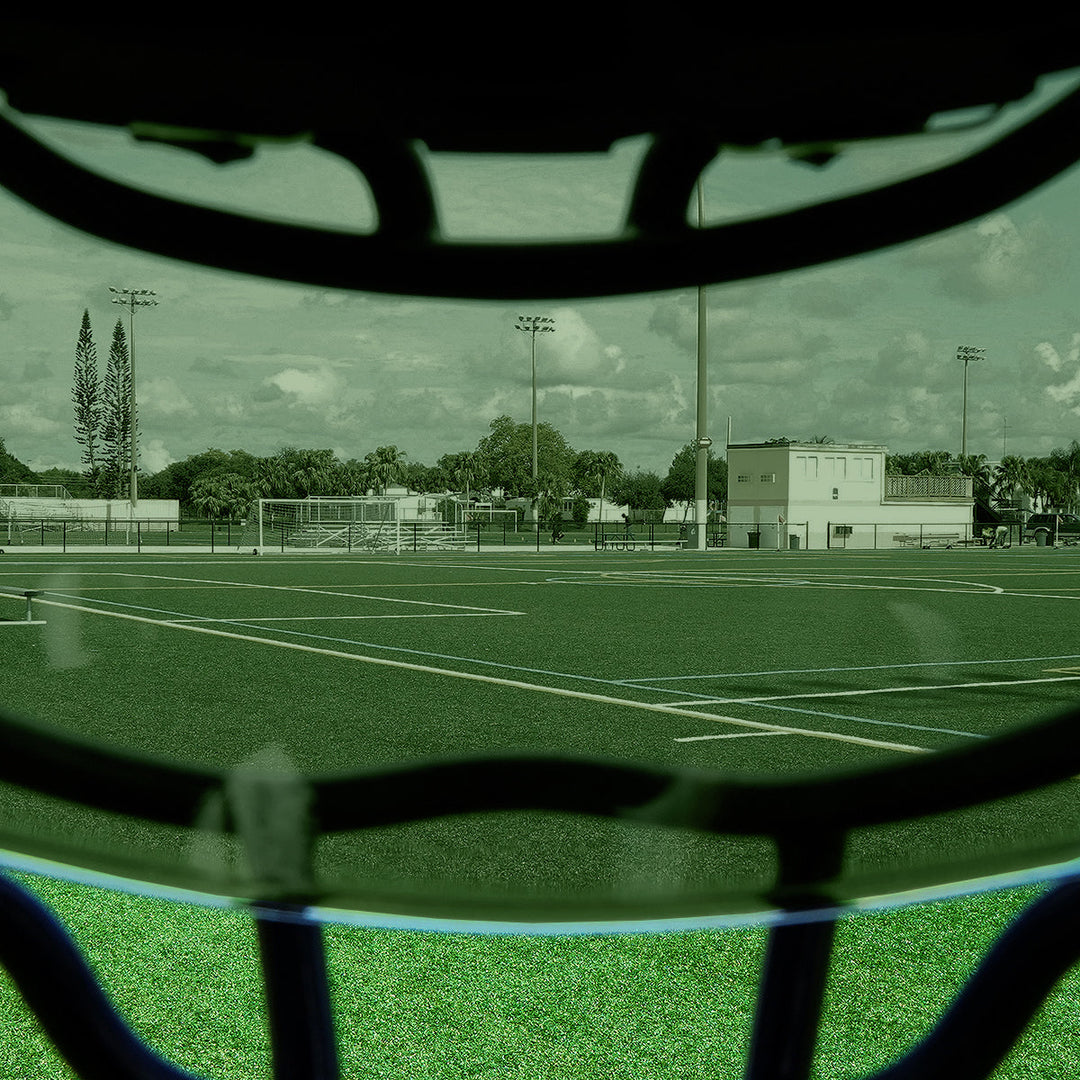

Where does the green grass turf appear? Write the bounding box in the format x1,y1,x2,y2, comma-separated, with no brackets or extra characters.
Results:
0,873,1077,1078
1,549,1079,1074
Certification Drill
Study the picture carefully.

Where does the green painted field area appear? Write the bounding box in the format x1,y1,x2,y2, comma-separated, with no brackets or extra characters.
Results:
1,547,1079,1077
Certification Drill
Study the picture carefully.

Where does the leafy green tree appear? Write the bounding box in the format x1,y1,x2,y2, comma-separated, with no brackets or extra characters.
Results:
71,309,101,484
661,442,727,517
1049,439,1080,512
476,415,575,498
0,437,36,486
402,461,446,494
141,449,257,509
611,469,668,522
190,472,257,520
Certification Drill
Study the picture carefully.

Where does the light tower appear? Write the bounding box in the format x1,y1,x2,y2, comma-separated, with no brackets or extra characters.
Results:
514,315,556,481
956,344,985,461
109,287,158,506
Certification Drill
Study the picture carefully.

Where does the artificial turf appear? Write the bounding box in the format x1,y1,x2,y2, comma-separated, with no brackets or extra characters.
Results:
0,873,1077,1078
1,549,1078,1076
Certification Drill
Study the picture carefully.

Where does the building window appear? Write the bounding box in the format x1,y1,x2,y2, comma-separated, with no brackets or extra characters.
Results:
833,524,853,536
736,474,751,483
796,455,818,478
759,473,775,483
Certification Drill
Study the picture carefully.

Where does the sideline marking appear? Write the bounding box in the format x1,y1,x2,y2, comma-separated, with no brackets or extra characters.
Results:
34,595,929,756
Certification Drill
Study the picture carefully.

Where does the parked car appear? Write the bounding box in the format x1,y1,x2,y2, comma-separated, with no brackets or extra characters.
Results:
1022,513,1080,544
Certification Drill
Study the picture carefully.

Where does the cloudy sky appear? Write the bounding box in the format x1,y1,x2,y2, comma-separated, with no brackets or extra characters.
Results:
4,70,1080,479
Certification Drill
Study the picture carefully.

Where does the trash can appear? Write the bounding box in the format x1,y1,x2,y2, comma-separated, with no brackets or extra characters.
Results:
1035,529,1049,547
789,535,800,550
748,531,761,549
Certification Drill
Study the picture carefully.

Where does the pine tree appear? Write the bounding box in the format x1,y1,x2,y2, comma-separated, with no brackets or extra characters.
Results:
100,318,135,498
71,309,102,484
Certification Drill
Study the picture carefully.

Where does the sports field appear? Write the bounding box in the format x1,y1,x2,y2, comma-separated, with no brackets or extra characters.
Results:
1,547,1079,1077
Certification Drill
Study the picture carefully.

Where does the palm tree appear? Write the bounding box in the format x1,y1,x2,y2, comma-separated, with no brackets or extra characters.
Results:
576,449,623,524
992,455,1029,508
364,445,406,495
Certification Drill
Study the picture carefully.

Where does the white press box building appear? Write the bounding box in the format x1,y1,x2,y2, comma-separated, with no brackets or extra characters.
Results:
725,442,975,550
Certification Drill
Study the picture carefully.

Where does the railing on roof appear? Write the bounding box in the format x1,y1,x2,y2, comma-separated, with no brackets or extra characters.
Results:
0,483,73,500
884,474,973,499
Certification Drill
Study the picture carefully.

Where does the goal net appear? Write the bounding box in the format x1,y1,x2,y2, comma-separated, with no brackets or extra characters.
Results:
251,497,465,553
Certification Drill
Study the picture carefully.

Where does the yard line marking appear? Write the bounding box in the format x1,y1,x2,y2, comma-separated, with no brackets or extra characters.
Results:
623,654,1080,683
33,595,930,756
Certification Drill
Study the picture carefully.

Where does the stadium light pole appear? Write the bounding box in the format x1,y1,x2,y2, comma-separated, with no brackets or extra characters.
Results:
109,287,158,507
515,316,556,481
957,344,985,461
694,179,711,551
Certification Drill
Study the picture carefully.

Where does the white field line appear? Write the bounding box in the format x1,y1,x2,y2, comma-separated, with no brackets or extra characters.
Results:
624,653,1080,684
167,613,517,622
109,571,524,615
33,596,929,756
663,674,1080,707
675,731,791,743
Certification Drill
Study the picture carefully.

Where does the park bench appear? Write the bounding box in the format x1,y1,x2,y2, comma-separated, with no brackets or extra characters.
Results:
0,586,44,624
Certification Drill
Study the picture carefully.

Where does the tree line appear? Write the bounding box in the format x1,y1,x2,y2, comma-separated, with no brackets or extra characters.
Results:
127,418,729,523
885,447,1080,514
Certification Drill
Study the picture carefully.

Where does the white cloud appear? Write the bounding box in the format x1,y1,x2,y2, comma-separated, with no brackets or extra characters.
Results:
265,368,341,405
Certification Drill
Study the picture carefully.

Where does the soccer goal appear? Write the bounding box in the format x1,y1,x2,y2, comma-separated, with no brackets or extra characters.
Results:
250,497,467,553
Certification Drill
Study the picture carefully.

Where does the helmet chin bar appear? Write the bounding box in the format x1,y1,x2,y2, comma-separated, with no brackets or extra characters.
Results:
2,82,1080,300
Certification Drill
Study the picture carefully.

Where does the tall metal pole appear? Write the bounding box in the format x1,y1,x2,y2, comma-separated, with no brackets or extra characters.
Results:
531,332,538,480
109,287,158,507
956,345,985,461
514,316,556,483
695,180,711,551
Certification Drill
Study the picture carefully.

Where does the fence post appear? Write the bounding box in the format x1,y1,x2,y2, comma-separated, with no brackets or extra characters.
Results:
476,522,481,553
210,522,215,554
536,520,540,552
62,521,66,553
137,522,141,553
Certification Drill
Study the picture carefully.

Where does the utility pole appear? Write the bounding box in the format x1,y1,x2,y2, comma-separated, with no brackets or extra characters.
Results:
109,287,158,507
694,179,710,551
514,315,556,481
